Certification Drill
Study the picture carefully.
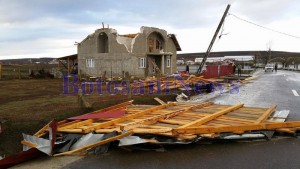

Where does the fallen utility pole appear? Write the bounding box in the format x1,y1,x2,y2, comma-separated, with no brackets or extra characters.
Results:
196,4,231,75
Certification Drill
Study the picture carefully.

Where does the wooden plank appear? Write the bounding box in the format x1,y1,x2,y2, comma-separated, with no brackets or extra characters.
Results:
90,100,133,114
21,140,37,148
57,120,81,128
57,119,93,131
154,97,166,105
95,128,122,133
34,121,52,137
276,128,296,134
173,121,300,135
158,119,187,125
151,132,198,140
81,102,177,133
57,128,84,133
133,128,172,134
34,120,69,137
54,130,134,156
120,102,213,131
178,103,244,129
254,104,277,124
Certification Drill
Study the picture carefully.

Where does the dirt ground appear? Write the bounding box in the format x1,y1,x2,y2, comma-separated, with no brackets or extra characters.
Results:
0,78,176,157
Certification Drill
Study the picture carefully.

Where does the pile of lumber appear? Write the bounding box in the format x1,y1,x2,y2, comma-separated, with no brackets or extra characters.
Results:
130,75,225,92
20,100,300,156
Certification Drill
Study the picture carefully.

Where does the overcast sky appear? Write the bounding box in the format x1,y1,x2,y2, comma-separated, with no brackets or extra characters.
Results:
0,0,300,59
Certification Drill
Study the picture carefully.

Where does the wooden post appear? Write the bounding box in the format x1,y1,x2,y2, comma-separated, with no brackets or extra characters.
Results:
196,4,231,74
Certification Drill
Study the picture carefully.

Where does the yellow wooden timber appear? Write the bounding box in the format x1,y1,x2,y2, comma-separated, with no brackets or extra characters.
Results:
178,103,244,129
34,121,52,137
154,97,166,105
173,121,300,135
120,102,213,131
57,119,93,131
81,102,177,133
21,140,38,148
90,100,133,114
254,104,277,124
54,130,134,156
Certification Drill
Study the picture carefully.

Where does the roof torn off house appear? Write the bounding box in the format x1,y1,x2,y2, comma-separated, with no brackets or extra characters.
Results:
3,100,299,158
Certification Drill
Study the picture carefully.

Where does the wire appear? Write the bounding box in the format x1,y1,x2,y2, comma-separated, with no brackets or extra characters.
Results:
228,13,300,39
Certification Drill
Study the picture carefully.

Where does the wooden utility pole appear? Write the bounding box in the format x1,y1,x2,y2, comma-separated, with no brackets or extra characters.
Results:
196,4,231,75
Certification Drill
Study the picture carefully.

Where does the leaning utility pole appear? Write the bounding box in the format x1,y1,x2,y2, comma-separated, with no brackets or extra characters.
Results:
196,4,231,75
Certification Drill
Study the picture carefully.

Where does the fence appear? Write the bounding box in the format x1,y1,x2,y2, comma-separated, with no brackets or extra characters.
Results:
200,65,234,78
0,63,59,80
177,65,234,78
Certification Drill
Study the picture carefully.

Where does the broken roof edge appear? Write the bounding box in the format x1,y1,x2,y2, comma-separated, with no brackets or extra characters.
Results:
169,34,182,51
118,34,138,38
78,26,181,52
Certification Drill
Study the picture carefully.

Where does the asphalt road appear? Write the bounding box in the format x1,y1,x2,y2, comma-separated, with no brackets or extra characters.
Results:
213,70,300,120
64,70,300,169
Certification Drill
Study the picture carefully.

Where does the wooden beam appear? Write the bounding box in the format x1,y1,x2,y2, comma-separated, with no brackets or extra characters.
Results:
34,121,52,137
21,140,37,148
95,128,122,133
178,103,244,129
152,132,198,140
57,119,93,131
57,120,81,128
133,128,172,134
54,130,134,156
90,100,133,114
82,102,177,133
158,119,187,125
56,128,83,133
154,97,166,105
254,104,277,124
120,102,213,131
173,121,300,135
276,128,296,134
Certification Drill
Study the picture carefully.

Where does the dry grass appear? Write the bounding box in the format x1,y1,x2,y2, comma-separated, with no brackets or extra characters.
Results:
0,79,176,155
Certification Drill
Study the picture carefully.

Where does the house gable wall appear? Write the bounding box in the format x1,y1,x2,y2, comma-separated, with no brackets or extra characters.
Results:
78,26,180,78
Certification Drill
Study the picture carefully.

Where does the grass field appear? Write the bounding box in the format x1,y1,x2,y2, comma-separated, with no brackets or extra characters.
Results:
0,79,176,156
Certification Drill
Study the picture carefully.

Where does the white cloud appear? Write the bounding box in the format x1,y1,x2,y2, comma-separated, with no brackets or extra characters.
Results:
0,0,300,59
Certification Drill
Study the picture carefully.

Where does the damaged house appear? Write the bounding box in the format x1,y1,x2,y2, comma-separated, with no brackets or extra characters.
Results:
77,26,181,78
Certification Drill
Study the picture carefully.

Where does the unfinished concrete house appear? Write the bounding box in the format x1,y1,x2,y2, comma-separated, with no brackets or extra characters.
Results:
77,26,181,78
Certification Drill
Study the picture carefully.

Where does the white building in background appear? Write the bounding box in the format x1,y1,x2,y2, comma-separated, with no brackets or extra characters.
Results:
195,55,254,64
186,60,195,65
176,59,184,65
224,56,253,61
195,57,222,63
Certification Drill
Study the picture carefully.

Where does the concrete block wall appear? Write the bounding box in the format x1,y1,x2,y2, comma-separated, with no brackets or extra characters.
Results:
78,26,179,78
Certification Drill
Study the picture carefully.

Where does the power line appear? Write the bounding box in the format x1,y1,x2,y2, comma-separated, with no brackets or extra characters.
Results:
228,13,300,39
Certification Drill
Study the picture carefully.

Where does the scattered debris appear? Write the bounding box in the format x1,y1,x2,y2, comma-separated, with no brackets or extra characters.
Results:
20,101,300,154
131,74,226,94
2,99,300,168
